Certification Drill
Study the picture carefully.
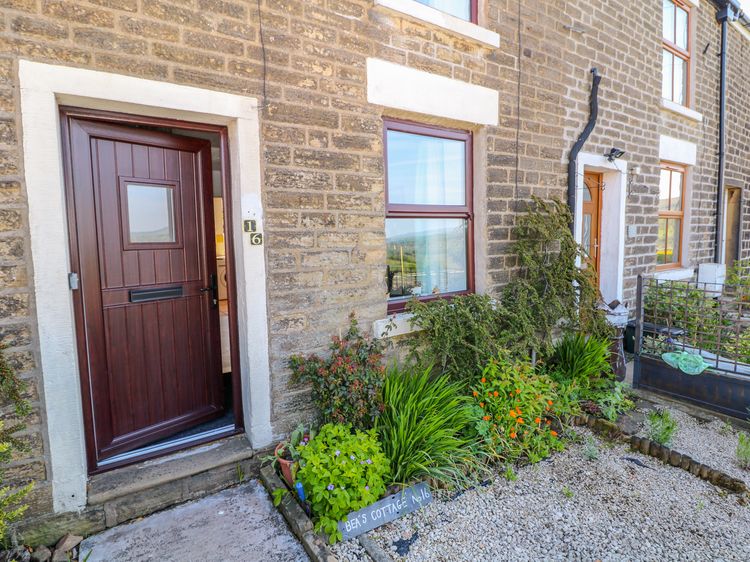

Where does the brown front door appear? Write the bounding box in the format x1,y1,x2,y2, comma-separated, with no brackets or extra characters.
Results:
725,187,741,268
582,171,603,274
62,113,224,469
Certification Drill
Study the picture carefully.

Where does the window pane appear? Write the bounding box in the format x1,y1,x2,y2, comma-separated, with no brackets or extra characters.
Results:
659,169,671,211
127,183,176,243
663,0,675,42
675,6,689,50
415,0,471,21
662,50,673,100
386,218,468,299
657,218,681,265
673,55,687,105
387,130,466,206
670,170,683,211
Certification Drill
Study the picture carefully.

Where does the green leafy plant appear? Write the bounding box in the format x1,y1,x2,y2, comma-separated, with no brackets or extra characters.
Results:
470,354,574,464
405,294,506,384
645,409,678,447
562,485,574,498
547,333,613,400
289,314,386,429
497,198,612,359
262,423,315,468
503,465,517,481
737,432,750,470
0,348,32,545
272,488,289,507
582,437,599,461
597,382,634,422
375,365,483,488
297,423,389,544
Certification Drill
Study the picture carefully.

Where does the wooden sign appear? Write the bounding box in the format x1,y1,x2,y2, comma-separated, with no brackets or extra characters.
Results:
338,482,432,541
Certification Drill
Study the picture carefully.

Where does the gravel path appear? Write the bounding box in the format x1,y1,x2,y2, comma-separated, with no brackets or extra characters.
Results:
333,428,750,562
637,405,749,486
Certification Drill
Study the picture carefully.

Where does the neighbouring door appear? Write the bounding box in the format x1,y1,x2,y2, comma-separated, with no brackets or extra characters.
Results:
62,113,224,469
582,171,603,275
725,187,741,268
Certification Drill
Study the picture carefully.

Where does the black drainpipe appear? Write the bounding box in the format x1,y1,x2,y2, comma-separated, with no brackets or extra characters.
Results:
567,68,601,232
715,2,740,262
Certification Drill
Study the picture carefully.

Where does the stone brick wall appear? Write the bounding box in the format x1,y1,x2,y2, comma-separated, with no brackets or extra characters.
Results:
0,0,746,527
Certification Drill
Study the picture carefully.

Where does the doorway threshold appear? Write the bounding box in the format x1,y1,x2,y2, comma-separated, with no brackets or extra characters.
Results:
98,425,236,469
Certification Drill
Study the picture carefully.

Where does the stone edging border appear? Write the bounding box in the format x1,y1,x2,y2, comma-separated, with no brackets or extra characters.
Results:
260,465,394,562
572,414,748,495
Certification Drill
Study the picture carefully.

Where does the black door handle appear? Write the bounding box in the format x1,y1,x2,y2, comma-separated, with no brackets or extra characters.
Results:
200,273,218,308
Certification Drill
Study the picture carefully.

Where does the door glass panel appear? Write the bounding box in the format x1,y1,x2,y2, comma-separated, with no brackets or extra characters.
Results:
659,169,671,211
386,130,466,206
663,0,675,42
583,184,592,202
386,218,467,299
670,170,683,211
582,214,592,257
662,50,673,100
415,0,471,21
675,6,689,50
126,183,176,244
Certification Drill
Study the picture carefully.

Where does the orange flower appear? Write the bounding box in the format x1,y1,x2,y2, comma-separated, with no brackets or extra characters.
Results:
545,406,551,411
481,377,486,383
480,402,485,408
547,400,553,406
509,410,518,418
510,432,517,439
483,415,491,421
550,430,558,437
545,419,551,425
516,407,522,415
493,391,499,397
473,390,479,397
516,418,524,424
535,417,541,424
515,388,521,394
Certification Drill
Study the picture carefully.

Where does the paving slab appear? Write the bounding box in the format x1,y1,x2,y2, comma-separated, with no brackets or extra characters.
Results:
80,480,309,562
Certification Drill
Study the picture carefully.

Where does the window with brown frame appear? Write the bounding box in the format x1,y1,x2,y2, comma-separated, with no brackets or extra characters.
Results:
414,0,478,23
384,119,474,313
657,163,686,268
662,0,691,106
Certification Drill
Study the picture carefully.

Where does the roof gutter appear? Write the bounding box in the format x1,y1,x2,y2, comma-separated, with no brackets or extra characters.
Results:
567,68,601,232
712,0,742,262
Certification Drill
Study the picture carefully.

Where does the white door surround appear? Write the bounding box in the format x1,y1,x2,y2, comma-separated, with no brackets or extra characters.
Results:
18,60,272,512
574,152,627,305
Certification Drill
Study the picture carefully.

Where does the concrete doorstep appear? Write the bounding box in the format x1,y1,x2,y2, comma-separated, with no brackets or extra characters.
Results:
79,480,309,562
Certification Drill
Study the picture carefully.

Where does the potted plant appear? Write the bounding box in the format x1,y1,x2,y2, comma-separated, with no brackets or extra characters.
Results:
266,424,314,488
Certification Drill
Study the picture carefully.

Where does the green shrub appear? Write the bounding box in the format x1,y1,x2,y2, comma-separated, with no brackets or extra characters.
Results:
596,382,635,422
375,366,483,488
547,333,612,400
0,349,32,545
646,409,678,447
470,354,574,464
405,294,506,384
289,314,385,429
497,198,612,359
737,432,750,470
297,423,389,544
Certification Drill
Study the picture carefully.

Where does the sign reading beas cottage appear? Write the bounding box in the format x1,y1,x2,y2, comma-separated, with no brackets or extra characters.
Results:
338,482,433,540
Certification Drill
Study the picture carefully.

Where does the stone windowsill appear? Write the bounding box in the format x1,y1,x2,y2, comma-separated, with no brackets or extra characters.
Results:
373,312,420,339
654,267,695,282
661,99,703,124
373,0,501,48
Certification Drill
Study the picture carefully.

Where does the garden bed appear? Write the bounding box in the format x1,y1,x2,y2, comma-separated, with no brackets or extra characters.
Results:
332,427,750,561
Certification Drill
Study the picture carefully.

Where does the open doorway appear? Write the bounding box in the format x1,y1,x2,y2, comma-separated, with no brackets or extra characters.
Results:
60,107,243,472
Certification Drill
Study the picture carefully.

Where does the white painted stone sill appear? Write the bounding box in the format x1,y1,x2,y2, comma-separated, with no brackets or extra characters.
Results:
373,0,500,48
373,312,421,339
661,99,703,124
654,267,695,282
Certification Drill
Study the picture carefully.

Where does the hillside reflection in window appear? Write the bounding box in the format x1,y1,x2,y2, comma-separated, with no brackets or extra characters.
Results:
414,0,474,22
384,120,473,312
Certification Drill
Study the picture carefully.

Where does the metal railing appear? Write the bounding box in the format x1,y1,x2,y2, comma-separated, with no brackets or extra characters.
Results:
634,274,750,377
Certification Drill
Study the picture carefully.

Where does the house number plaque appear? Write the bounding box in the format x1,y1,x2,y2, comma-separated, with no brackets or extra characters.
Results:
249,232,263,246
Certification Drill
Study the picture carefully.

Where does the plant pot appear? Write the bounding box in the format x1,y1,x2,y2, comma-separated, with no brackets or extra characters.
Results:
275,443,297,488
